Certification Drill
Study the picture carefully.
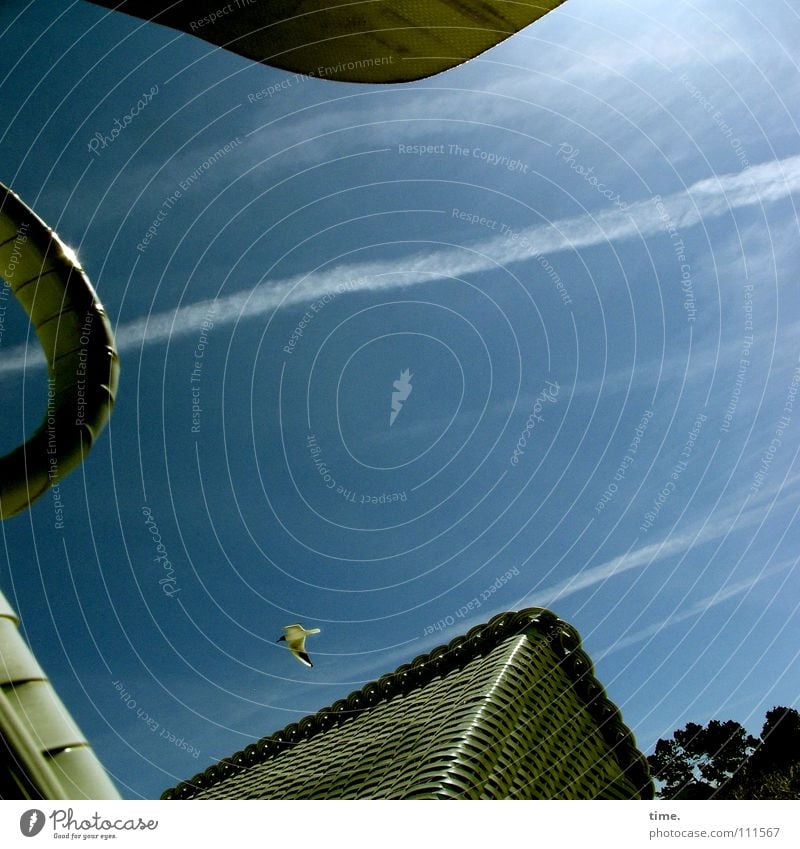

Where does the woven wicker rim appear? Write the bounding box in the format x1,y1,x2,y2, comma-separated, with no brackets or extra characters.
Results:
162,608,653,799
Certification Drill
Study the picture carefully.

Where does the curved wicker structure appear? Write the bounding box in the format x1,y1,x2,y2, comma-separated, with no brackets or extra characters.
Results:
0,588,120,799
163,608,653,800
0,182,119,519
87,0,567,83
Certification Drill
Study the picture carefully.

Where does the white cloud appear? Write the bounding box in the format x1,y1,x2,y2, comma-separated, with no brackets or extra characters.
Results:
3,153,798,379
519,467,800,609
595,556,796,659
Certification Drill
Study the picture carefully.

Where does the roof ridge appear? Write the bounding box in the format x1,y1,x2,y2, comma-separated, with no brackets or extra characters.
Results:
162,608,652,799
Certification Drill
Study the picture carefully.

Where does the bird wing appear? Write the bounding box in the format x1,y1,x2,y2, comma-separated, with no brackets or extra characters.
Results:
293,651,313,668
286,634,313,667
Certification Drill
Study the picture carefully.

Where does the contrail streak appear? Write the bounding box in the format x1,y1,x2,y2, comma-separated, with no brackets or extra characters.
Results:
3,153,798,379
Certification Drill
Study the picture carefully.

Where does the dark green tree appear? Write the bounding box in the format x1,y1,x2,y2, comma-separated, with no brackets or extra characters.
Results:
753,706,800,771
723,707,800,799
648,719,758,799
650,707,800,799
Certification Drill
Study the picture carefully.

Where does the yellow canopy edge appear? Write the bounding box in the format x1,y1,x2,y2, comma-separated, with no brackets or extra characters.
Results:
85,0,566,82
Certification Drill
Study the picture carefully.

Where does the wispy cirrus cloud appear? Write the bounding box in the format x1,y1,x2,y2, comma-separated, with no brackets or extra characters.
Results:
451,460,798,622
3,153,798,379
523,475,798,612
446,476,800,648
595,556,797,659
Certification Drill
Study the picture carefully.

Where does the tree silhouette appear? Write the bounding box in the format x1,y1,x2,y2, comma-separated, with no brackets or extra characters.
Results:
723,707,800,799
648,719,757,799
753,707,800,771
650,707,800,799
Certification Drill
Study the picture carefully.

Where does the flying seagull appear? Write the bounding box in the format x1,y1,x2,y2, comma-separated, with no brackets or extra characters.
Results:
277,624,321,668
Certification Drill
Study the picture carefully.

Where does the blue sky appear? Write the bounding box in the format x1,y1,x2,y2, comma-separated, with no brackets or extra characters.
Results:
1,0,799,798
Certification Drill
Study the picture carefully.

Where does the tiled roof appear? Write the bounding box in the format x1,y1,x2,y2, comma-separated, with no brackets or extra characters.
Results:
163,608,653,799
